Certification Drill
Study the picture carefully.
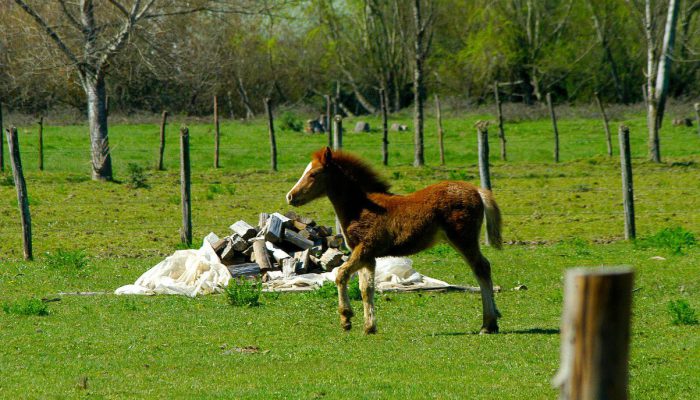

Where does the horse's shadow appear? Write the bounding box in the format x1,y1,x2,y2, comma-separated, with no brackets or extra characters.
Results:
429,328,559,337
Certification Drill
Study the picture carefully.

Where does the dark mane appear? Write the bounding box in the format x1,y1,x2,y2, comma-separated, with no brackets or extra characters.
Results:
313,149,391,194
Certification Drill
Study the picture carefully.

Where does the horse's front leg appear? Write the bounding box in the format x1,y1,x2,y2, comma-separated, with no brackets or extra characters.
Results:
335,246,365,331
358,265,377,334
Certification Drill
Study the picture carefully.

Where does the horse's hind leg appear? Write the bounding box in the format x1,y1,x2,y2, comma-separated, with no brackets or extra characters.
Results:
335,245,368,331
447,237,500,334
358,264,377,334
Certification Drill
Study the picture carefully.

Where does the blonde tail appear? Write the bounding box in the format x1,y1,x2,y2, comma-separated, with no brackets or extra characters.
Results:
477,188,503,250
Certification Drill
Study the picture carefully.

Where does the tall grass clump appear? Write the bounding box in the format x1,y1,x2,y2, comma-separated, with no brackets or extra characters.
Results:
225,278,262,307
45,249,90,276
637,227,696,254
3,298,49,316
279,111,303,132
668,299,699,326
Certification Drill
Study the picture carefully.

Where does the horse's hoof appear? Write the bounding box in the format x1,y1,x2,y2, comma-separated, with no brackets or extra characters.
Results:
341,321,352,331
479,325,499,334
364,324,377,335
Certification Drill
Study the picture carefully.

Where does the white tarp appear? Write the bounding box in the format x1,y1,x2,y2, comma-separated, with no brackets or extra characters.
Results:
115,234,452,297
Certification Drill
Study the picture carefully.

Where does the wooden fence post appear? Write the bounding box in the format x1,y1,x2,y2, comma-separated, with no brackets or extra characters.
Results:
435,94,445,165
694,103,700,137
494,81,507,161
476,120,491,246
0,101,4,172
180,126,192,245
333,114,343,236
325,94,332,146
618,125,635,240
594,92,613,157
38,117,44,171
553,267,634,400
380,89,389,166
333,115,343,150
6,127,33,260
158,111,168,171
264,97,277,172
547,92,560,163
476,121,491,190
214,95,220,169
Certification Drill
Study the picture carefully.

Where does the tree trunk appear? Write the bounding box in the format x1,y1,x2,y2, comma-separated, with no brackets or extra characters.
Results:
654,0,681,129
84,73,113,181
412,0,425,167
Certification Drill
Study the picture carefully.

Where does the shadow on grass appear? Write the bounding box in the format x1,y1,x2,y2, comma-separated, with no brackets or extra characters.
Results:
430,327,559,337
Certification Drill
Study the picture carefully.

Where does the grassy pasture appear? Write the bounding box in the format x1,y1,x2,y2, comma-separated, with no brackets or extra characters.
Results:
0,110,698,398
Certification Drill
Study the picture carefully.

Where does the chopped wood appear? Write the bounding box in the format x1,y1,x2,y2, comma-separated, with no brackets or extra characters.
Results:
319,248,344,271
242,245,254,257
265,241,291,262
296,216,316,226
294,249,310,274
220,241,237,265
252,239,274,272
212,238,228,254
309,245,324,258
316,225,333,237
230,235,248,252
264,214,285,243
282,258,298,278
284,229,315,250
270,212,292,227
324,234,344,249
283,210,299,221
292,220,308,231
230,220,257,240
227,263,261,278
258,212,270,229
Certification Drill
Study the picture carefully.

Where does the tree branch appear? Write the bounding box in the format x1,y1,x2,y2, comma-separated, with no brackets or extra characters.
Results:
13,0,82,68
58,0,84,30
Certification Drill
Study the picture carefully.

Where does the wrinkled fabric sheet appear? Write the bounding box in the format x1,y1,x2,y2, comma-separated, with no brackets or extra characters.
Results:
264,257,451,292
115,233,231,297
115,235,452,296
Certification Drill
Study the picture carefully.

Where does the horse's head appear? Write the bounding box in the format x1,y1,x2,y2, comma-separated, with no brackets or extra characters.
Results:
286,147,333,206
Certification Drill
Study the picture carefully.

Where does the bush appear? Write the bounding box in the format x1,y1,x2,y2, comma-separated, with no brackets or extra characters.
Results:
637,227,696,254
279,111,303,132
668,299,698,326
225,278,262,307
0,173,13,187
45,249,89,271
3,298,49,316
126,163,149,188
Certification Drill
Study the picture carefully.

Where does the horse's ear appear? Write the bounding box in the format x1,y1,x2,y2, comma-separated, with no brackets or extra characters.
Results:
324,146,333,163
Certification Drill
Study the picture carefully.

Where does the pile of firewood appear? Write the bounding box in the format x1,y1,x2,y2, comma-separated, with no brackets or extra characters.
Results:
211,211,347,280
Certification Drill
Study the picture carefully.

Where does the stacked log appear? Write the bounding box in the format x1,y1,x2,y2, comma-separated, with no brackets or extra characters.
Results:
212,211,347,280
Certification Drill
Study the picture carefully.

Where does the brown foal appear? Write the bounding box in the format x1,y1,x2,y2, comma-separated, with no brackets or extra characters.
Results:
286,148,503,334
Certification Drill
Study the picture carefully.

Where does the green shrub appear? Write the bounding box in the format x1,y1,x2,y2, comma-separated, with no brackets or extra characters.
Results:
45,249,89,271
225,278,262,307
637,227,696,254
126,163,149,189
668,299,698,326
0,173,13,187
3,298,49,316
280,111,303,132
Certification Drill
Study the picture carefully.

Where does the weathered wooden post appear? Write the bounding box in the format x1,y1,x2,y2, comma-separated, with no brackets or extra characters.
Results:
476,121,491,190
547,92,560,163
618,125,635,240
594,92,613,157
476,120,492,246
380,88,389,166
553,267,634,400
333,115,343,150
435,94,445,165
333,114,343,236
325,94,332,146
694,103,700,137
0,101,4,172
214,95,220,169
6,127,33,260
38,117,44,171
158,111,168,171
264,97,277,172
180,126,192,246
494,81,507,161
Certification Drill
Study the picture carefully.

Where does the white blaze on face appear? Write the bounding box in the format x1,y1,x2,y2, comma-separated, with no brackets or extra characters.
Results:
286,162,313,203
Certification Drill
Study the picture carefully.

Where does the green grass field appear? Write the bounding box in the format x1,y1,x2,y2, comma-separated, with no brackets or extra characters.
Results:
1,110,698,398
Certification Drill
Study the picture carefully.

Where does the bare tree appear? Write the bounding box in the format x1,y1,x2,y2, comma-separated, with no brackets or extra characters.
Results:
411,0,434,167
